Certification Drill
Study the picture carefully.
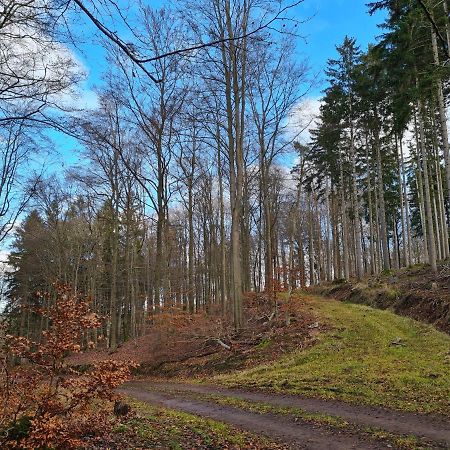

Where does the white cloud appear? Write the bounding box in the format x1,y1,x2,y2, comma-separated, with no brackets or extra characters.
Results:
286,97,322,144
58,79,99,113
52,50,99,112
0,250,10,265
75,85,99,111
0,21,98,114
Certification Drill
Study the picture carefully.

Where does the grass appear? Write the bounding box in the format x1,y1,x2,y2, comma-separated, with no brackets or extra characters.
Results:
190,393,428,450
188,393,352,428
215,295,450,415
112,398,287,449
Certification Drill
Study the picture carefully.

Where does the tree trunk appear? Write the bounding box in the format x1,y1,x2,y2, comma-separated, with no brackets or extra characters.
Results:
374,123,390,271
431,22,450,227
416,100,437,272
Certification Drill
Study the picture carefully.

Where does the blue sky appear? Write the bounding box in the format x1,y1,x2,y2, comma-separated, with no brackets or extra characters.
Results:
297,0,385,94
73,0,385,96
0,1,385,263
44,0,386,183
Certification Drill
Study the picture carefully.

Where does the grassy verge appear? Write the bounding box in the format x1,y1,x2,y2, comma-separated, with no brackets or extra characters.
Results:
215,295,450,415
190,393,429,450
111,398,287,449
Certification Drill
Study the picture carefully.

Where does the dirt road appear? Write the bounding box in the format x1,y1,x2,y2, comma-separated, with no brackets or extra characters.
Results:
119,381,450,449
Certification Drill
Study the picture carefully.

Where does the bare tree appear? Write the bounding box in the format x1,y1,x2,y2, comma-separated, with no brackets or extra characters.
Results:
0,0,83,243
0,121,38,242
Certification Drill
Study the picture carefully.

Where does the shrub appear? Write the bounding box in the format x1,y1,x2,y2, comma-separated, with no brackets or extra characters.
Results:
0,285,137,449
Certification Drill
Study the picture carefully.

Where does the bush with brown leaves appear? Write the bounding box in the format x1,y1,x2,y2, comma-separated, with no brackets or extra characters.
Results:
0,285,137,449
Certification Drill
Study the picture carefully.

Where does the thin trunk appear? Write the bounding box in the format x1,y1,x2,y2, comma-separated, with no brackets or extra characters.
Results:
431,23,450,226
417,99,437,272
396,135,407,267
350,130,363,278
366,143,376,274
400,138,413,267
374,123,390,271
339,165,350,279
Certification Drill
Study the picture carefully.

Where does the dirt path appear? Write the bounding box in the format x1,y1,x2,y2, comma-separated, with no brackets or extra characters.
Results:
120,386,384,449
120,381,450,449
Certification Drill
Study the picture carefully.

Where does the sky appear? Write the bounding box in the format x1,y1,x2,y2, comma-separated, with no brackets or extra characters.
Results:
0,0,386,263
298,0,385,92
51,0,386,162
68,0,387,100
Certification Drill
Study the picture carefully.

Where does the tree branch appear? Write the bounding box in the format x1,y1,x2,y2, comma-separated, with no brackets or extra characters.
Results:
72,0,304,82
416,0,450,61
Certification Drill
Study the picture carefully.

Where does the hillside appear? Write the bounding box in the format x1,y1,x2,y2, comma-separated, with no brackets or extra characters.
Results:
214,294,450,415
313,262,450,333
118,293,450,449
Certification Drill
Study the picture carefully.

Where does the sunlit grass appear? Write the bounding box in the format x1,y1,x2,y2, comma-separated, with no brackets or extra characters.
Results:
216,295,450,415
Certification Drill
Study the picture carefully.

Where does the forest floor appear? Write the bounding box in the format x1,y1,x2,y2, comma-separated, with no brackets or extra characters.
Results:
96,397,289,449
70,265,450,449
313,262,450,333
68,291,320,376
110,293,450,450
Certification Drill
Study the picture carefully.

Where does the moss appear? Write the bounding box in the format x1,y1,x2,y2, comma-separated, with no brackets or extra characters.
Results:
114,423,129,433
200,393,350,428
381,268,395,276
3,415,33,442
384,286,401,300
215,295,450,415
256,338,271,350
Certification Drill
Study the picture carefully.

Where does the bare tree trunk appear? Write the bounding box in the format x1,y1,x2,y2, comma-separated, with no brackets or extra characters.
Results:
109,200,119,352
431,22,450,226
331,192,341,279
432,190,442,261
399,138,413,266
308,194,315,286
430,109,450,259
374,124,390,271
262,162,274,296
415,162,429,262
339,165,350,279
365,143,376,274
220,0,249,329
349,131,363,278
435,144,450,258
241,169,252,292
416,99,437,272
396,135,407,267
217,133,227,313
392,218,400,270
325,183,333,281
187,182,195,313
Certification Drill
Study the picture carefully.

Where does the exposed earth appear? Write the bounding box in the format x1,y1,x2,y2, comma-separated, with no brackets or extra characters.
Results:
120,381,450,449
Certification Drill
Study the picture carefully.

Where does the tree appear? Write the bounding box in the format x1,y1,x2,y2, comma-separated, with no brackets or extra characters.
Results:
1,285,136,449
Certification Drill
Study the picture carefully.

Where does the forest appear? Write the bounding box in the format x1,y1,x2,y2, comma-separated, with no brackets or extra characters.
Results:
1,0,450,449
